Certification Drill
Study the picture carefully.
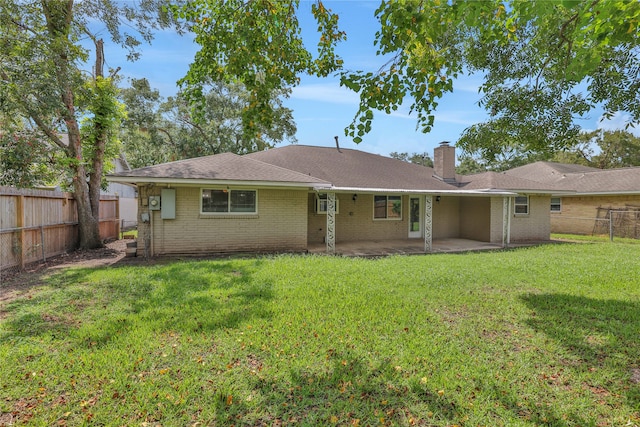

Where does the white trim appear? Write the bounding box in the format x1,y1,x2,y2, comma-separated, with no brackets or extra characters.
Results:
327,186,518,196
514,195,529,216
555,191,640,196
316,193,340,214
107,176,331,189
408,196,422,238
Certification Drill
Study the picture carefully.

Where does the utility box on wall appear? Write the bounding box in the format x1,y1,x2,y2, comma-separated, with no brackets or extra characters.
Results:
161,189,176,219
148,196,161,210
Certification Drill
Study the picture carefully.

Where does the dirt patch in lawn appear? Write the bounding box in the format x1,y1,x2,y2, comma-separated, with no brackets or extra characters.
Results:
0,239,143,309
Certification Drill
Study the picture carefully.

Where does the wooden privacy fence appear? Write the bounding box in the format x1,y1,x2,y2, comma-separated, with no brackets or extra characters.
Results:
0,187,120,272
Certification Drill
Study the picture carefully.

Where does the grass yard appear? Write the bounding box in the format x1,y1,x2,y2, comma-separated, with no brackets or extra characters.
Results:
1,242,639,426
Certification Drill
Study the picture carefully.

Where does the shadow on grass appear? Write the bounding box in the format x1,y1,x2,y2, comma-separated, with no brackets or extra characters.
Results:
513,293,640,423
0,260,273,345
211,350,459,426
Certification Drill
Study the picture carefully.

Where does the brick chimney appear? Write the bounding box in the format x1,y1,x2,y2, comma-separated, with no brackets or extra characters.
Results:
434,141,456,183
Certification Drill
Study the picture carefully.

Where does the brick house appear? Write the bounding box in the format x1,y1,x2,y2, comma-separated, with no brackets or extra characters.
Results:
108,143,560,256
506,162,640,236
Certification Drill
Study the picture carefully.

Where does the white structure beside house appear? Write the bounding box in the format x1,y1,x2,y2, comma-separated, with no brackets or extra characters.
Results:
108,143,563,256
103,155,138,229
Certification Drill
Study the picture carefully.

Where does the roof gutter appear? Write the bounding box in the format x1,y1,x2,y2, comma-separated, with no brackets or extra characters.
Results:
107,176,331,189
557,190,640,196
315,186,519,196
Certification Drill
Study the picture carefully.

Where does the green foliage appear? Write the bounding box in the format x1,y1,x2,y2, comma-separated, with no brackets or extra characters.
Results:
342,0,640,153
2,243,640,425
80,76,126,188
458,128,640,171
0,128,61,187
120,79,296,168
172,0,345,140
0,0,178,247
553,130,640,169
455,155,487,175
456,144,551,172
389,151,434,167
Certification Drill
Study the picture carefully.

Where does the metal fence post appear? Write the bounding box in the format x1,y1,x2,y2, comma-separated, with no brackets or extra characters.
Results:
609,209,613,242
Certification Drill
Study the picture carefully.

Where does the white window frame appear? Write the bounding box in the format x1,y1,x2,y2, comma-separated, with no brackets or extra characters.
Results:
550,197,561,212
316,193,339,214
201,188,258,214
514,195,529,215
373,195,402,220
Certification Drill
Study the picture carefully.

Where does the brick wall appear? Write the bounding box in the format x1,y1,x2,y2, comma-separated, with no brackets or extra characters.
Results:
308,194,492,242
308,193,409,243
458,197,490,241
551,195,640,235
138,186,308,256
509,195,551,241
489,197,505,244
433,196,461,239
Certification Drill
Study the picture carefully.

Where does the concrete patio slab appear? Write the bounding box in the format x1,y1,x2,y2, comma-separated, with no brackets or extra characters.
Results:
308,238,507,257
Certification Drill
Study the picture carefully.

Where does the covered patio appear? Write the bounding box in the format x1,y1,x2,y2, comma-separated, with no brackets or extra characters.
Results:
307,238,506,257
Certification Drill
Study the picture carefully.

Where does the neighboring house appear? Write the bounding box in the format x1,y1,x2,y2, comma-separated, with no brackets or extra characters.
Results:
107,143,561,256
103,154,138,229
506,162,640,236
58,134,138,229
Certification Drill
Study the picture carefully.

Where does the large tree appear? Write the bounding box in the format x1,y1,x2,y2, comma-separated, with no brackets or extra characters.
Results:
172,0,346,139
0,1,177,248
389,151,434,167
342,1,640,150
552,130,640,169
119,79,297,168
177,1,639,156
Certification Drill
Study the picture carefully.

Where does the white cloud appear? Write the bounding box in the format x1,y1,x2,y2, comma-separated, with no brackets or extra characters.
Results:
597,112,640,136
291,84,360,105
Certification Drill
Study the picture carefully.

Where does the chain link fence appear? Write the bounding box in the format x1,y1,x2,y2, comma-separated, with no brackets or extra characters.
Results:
593,208,640,240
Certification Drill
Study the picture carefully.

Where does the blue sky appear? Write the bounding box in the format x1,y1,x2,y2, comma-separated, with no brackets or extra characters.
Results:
98,1,633,159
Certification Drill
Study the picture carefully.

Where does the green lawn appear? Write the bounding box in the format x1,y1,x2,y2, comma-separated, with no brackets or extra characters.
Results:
1,243,639,426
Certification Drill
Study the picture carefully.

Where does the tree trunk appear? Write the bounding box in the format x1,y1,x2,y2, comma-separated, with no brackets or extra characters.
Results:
67,125,103,249
73,164,103,249
43,1,103,249
89,39,106,221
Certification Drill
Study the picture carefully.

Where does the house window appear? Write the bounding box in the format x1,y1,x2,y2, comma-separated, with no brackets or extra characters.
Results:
550,197,561,212
374,195,402,219
514,195,529,215
202,189,257,213
316,193,339,214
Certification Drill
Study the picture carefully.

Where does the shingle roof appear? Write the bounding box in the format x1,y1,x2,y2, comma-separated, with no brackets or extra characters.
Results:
109,152,330,185
109,145,575,194
506,161,640,193
506,161,599,182
246,145,456,191
459,171,566,192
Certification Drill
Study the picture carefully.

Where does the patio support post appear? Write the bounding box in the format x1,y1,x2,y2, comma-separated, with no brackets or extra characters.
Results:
326,192,336,254
502,196,511,248
425,195,433,253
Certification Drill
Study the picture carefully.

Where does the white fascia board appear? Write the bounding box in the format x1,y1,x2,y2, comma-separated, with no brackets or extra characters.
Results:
107,176,329,189
559,190,640,196
318,186,518,196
